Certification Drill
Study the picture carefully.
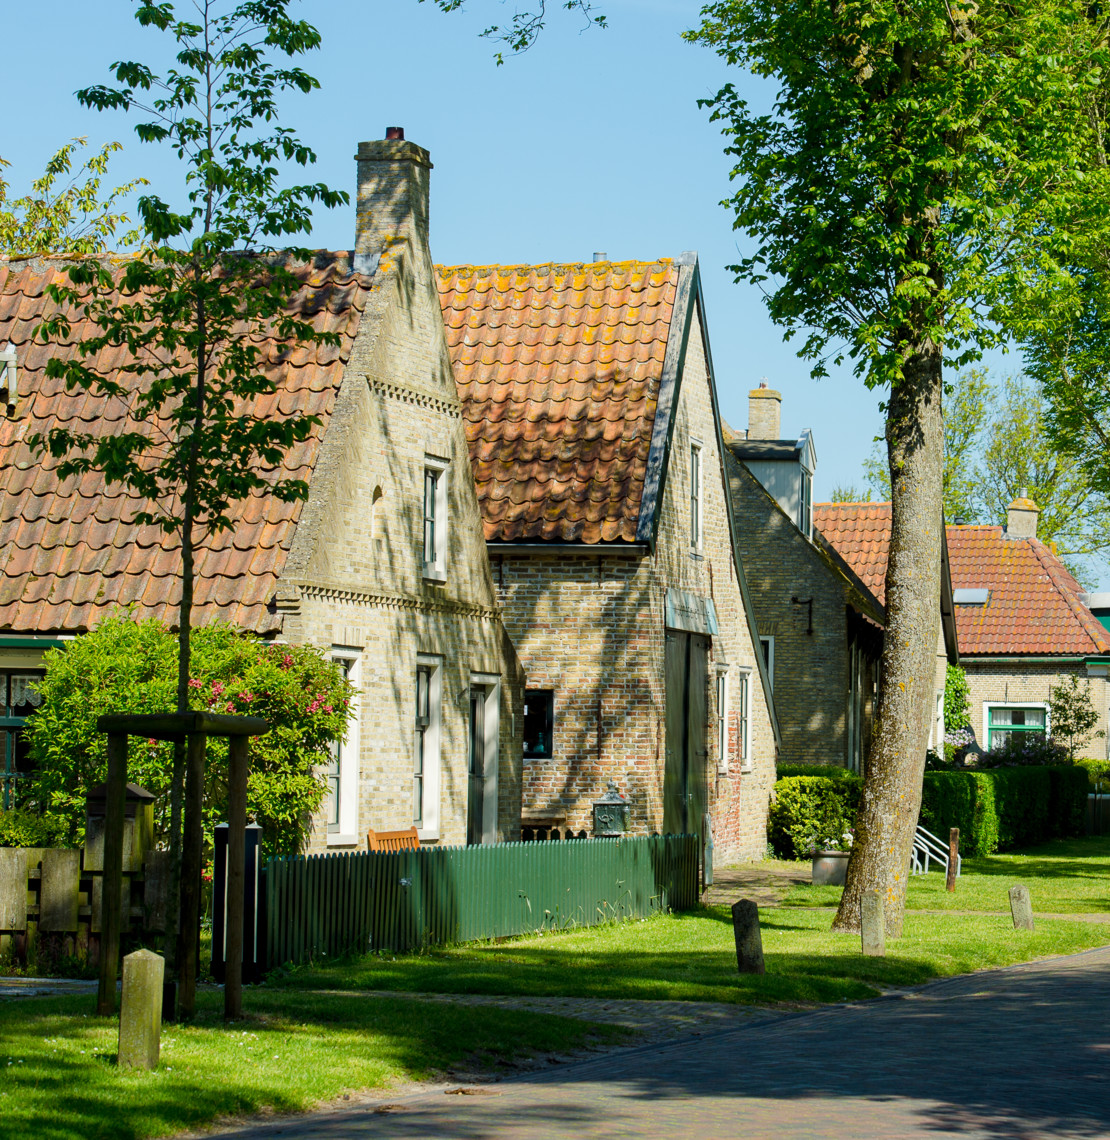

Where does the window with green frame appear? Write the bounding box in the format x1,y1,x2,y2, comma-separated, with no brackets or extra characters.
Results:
986,704,1047,750
1,670,45,809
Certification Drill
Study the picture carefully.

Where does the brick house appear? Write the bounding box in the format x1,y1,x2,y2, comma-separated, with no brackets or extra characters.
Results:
437,254,779,863
813,500,958,762
724,388,886,771
0,131,524,849
948,498,1110,758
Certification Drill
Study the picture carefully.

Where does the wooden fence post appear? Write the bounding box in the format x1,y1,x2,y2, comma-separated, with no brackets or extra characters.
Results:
176,732,206,1019
946,828,959,894
224,735,249,1020
97,733,127,1016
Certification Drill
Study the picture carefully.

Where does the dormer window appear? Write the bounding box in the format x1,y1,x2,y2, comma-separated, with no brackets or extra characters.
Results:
799,466,813,538
690,440,703,554
422,456,449,582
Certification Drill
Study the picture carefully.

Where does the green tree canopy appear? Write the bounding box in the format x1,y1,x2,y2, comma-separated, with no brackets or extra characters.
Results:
689,0,1108,936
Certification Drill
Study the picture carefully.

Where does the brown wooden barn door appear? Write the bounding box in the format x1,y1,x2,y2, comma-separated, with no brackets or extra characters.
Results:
664,631,709,837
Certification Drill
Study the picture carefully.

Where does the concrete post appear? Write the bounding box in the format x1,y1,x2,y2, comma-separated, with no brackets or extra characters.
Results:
860,890,885,957
1009,884,1035,931
118,949,165,1070
731,899,766,974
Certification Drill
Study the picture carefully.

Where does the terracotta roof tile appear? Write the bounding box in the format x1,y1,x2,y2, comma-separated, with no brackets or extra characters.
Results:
815,502,1109,656
438,259,677,544
813,502,892,604
0,250,371,635
946,525,1110,656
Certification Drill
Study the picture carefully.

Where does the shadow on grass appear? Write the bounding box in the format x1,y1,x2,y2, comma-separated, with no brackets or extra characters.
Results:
0,989,618,1140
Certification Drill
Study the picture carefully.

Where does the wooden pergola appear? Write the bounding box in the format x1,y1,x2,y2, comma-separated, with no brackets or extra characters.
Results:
95,711,268,1020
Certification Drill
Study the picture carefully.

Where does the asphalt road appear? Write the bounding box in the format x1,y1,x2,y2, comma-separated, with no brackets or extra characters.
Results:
204,945,1110,1139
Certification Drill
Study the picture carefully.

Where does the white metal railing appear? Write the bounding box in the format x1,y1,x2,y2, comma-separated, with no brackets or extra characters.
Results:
911,824,961,878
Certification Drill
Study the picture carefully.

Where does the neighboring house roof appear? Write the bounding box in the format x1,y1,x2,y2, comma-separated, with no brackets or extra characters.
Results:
0,251,371,636
814,500,959,661
947,524,1110,656
437,259,677,544
813,502,892,604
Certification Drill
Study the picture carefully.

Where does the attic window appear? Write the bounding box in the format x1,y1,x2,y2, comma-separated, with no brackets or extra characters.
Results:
0,343,17,416
954,588,990,605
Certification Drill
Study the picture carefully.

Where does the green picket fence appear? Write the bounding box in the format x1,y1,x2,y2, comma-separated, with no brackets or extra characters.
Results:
261,834,698,969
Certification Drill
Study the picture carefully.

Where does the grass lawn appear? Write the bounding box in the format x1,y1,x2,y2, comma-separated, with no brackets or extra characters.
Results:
781,833,1110,913
0,988,622,1140
269,834,1110,1005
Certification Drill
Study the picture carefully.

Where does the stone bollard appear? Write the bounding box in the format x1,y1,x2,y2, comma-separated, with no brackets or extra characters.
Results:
118,949,165,1070
731,899,766,975
1009,884,1035,931
860,890,886,957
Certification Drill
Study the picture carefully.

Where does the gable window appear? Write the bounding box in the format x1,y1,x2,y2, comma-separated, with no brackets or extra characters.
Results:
1,670,44,810
422,457,449,582
758,636,775,690
799,467,813,538
690,440,703,553
326,651,361,845
985,703,1047,751
414,656,442,837
523,689,554,759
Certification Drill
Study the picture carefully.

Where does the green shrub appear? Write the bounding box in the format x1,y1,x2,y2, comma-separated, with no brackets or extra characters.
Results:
767,775,862,858
919,766,1087,855
1075,758,1110,790
774,765,858,779
24,614,353,858
769,766,1089,859
0,810,72,849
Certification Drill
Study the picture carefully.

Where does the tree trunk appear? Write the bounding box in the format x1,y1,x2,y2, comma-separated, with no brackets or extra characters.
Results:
833,336,945,938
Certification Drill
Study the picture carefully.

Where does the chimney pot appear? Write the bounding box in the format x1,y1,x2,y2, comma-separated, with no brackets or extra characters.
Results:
385,126,405,140
592,251,608,263
748,383,783,440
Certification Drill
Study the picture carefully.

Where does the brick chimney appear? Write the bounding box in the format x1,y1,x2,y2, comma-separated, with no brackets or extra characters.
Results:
1006,489,1039,539
354,128,433,275
748,382,782,440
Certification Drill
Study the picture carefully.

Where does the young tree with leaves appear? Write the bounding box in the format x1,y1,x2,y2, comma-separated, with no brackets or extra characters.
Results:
690,0,1108,935
28,0,345,990
1049,676,1104,763
0,138,145,257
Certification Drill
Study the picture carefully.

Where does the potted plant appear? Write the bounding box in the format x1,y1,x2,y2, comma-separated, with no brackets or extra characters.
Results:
808,831,853,886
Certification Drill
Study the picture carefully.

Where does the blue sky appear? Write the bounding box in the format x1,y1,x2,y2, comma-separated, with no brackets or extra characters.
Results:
4,0,1021,503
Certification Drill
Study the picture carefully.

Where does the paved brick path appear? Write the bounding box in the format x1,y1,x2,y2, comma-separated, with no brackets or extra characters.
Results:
202,945,1110,1139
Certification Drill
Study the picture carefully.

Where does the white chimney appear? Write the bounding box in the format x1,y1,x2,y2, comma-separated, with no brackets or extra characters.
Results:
1006,490,1039,540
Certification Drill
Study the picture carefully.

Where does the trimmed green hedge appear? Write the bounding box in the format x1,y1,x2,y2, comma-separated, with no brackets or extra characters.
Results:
769,766,1089,859
774,764,858,780
1076,758,1110,789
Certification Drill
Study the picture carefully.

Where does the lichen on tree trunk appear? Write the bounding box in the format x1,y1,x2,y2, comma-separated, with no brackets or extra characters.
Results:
833,338,944,938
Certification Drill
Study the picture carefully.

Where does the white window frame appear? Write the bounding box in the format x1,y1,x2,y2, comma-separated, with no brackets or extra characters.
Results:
982,701,1049,751
737,667,752,772
326,649,361,847
422,456,449,583
799,466,813,538
690,439,704,554
759,636,775,690
714,665,731,774
415,655,443,840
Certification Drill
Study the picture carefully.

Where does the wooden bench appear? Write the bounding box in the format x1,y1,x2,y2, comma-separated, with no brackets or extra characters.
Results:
366,826,420,852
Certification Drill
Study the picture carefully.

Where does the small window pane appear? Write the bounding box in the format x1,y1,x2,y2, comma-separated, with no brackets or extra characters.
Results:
523,690,554,759
423,470,438,564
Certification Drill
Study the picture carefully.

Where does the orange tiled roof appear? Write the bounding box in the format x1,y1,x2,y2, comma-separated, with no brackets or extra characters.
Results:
0,251,371,635
437,260,678,544
946,525,1110,656
813,502,891,605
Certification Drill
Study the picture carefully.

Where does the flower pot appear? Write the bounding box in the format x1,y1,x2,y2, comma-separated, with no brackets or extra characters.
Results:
811,850,850,886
